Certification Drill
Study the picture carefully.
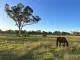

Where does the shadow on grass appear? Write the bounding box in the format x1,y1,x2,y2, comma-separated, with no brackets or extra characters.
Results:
15,49,36,60
0,49,17,60
0,46,38,60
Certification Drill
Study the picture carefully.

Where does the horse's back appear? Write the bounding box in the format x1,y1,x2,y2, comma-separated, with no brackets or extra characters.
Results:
57,37,67,43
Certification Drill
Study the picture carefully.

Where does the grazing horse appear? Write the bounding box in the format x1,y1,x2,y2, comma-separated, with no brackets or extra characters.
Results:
56,37,69,47
42,34,47,37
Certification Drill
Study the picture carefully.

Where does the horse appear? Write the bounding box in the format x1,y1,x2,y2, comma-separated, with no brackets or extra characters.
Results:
42,34,47,37
56,37,69,47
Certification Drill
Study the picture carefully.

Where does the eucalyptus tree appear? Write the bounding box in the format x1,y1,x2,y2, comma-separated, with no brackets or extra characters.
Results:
5,3,41,36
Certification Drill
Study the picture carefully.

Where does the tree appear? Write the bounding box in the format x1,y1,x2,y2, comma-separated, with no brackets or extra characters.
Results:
42,31,47,37
53,31,61,35
48,31,52,35
71,31,80,36
36,30,41,35
5,3,41,36
5,29,15,34
61,32,70,35
0,29,3,34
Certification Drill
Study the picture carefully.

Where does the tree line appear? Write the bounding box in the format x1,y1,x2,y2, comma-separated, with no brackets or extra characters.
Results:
0,29,80,36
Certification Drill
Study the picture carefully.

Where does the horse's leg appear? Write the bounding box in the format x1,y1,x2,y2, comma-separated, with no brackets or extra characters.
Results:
63,42,65,47
59,42,61,47
56,39,58,47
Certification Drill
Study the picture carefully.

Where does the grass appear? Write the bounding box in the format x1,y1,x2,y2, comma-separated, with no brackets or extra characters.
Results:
0,35,80,60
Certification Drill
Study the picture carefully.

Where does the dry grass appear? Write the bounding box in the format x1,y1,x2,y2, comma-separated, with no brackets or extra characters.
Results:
0,36,80,60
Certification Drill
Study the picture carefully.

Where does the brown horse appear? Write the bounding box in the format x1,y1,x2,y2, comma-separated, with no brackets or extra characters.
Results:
56,37,69,47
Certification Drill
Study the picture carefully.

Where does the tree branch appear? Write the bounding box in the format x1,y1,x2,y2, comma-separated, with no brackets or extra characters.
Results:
22,22,35,27
15,21,19,27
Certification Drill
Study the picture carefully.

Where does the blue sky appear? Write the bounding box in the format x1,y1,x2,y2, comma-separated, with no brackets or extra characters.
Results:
0,0,80,32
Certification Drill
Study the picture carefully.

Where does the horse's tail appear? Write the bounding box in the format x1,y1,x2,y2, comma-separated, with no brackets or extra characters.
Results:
56,38,58,47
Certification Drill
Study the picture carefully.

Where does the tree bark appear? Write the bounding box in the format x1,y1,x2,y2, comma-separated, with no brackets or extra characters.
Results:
18,21,22,36
19,26,21,36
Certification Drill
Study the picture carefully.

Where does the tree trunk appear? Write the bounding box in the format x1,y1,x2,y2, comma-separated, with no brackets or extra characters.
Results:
19,26,21,36
18,21,22,36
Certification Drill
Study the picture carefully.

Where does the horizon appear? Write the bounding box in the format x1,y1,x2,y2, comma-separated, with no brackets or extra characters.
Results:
0,0,80,32
0,29,80,33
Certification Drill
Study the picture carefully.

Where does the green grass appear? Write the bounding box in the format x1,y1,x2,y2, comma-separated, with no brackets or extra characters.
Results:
0,35,80,60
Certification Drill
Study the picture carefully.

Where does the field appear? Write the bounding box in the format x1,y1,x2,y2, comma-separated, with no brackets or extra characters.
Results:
0,35,80,60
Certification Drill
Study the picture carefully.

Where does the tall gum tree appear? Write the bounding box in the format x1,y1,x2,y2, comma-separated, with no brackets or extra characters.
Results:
5,3,41,36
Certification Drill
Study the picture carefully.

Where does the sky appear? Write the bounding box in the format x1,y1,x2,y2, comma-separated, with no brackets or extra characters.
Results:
0,0,80,32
